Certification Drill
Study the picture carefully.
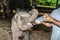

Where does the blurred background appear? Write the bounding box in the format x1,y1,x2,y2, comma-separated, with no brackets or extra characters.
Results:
0,0,60,40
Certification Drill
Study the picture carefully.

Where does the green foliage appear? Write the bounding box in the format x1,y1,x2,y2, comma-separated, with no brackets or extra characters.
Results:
30,0,60,8
58,0,60,4
30,0,32,5
35,0,57,7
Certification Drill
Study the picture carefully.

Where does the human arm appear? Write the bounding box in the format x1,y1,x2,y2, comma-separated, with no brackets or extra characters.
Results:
49,17,60,27
43,13,60,27
34,20,52,27
32,15,52,27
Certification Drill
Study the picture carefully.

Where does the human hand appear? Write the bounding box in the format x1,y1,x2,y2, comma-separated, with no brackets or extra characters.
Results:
43,13,54,22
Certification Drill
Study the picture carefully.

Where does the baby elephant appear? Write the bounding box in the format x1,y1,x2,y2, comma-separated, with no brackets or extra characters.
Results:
11,9,38,40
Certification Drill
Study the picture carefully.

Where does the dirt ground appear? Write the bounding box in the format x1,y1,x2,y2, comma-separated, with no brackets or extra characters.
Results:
0,18,51,40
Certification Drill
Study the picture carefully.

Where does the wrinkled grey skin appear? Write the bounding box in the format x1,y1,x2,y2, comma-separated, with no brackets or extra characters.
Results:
11,9,38,40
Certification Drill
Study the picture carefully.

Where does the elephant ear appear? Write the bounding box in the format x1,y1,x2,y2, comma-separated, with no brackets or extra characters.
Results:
14,14,18,20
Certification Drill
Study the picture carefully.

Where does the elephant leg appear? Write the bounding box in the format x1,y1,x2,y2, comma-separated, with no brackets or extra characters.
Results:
22,31,30,40
12,31,19,40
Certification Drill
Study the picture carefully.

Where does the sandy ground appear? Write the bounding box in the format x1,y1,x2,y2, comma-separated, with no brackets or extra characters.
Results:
0,18,51,40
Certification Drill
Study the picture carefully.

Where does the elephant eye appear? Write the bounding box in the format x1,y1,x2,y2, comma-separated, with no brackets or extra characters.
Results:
20,16,24,20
